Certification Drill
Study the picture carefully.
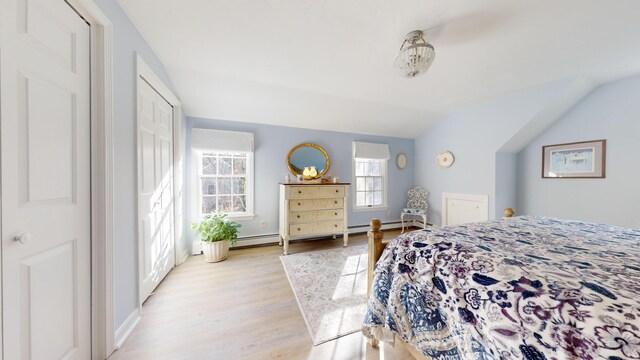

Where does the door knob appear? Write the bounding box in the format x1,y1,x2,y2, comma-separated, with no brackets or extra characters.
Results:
13,232,31,244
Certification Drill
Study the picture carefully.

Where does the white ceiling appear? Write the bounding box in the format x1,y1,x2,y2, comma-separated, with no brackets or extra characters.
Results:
118,0,640,138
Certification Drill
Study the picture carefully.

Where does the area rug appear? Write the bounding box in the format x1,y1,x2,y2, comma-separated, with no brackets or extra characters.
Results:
280,244,368,345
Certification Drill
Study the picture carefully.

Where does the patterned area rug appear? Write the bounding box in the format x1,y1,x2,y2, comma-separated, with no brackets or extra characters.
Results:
280,244,368,345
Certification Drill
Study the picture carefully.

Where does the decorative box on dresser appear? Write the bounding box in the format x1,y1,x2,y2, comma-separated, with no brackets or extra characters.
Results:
279,183,350,255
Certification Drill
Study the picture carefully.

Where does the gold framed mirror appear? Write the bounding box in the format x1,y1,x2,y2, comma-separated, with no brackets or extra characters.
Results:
287,143,330,179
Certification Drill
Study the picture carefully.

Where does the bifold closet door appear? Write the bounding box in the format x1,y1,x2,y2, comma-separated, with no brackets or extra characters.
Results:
138,78,175,303
0,0,92,358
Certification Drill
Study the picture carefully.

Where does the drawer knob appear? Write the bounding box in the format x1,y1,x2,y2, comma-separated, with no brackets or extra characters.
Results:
298,202,301,206
334,201,338,204
298,190,302,194
334,224,338,228
297,215,300,218
297,228,301,231
334,212,337,216
335,189,338,193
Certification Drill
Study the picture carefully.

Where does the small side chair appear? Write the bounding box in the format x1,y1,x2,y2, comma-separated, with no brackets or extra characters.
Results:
401,187,429,233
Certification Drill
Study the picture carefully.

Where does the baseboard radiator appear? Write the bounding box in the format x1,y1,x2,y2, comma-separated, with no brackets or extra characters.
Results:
191,220,429,254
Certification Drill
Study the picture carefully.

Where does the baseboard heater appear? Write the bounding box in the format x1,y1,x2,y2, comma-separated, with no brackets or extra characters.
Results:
191,220,428,254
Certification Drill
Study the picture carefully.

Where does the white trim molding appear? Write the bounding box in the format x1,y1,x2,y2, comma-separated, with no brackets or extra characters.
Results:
65,1,115,358
136,54,180,104
114,308,141,350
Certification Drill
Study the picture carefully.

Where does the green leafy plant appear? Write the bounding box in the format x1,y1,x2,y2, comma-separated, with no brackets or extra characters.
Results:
191,212,241,246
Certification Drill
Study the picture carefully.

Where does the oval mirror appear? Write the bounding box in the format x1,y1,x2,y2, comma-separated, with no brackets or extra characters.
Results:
287,143,329,179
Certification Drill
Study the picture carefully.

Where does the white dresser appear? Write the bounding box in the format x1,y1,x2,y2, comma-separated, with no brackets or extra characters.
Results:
279,183,350,255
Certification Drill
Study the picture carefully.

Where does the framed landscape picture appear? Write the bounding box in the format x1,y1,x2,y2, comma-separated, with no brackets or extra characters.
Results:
542,139,606,178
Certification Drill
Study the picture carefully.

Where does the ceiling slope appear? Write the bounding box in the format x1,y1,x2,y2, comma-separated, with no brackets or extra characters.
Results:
118,0,640,138
500,78,596,153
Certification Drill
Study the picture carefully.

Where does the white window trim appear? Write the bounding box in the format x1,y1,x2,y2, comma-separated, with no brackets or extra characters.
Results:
192,150,255,222
352,144,388,211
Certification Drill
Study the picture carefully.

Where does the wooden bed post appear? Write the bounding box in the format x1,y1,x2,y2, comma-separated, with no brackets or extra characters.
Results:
367,218,384,295
367,218,384,348
503,208,515,218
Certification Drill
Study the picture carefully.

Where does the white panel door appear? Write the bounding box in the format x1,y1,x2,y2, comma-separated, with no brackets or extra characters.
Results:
0,0,91,358
138,79,175,303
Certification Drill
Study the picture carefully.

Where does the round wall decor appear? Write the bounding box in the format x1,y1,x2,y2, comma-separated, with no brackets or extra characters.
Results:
396,153,407,169
437,151,455,168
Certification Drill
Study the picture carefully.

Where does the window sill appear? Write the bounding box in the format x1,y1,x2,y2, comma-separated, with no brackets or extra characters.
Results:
352,206,387,212
227,214,255,221
193,213,255,222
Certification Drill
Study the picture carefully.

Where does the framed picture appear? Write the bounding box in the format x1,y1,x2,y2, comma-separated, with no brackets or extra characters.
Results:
542,139,606,178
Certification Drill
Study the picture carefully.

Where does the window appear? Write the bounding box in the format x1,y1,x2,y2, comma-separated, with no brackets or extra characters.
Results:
197,151,252,216
192,129,254,219
352,142,390,210
355,158,386,207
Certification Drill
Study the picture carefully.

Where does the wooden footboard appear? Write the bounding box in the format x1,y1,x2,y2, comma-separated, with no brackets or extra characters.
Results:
365,210,515,358
366,218,385,348
366,218,386,296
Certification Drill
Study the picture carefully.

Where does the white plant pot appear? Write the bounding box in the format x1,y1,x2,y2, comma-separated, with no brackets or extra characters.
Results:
202,240,230,262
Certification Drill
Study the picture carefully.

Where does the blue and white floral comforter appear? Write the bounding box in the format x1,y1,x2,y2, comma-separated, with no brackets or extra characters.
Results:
362,216,640,359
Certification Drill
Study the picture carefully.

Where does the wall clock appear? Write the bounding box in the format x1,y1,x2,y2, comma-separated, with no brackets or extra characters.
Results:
437,151,455,168
396,153,407,169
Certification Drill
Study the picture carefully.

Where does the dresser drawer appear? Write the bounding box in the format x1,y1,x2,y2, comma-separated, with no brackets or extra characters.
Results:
289,198,343,211
290,209,344,223
289,221,344,237
288,186,345,199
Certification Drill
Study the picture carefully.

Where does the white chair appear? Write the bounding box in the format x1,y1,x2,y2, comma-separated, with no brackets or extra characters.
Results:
401,187,429,233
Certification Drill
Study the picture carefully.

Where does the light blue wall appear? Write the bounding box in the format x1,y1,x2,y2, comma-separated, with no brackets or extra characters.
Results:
517,75,640,228
413,81,572,225
186,117,415,238
93,0,180,330
495,152,517,218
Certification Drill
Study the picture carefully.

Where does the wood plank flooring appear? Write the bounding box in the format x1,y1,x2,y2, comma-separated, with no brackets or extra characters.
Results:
109,231,415,360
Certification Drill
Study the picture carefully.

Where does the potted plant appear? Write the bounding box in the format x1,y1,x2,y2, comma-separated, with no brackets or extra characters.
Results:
192,212,241,262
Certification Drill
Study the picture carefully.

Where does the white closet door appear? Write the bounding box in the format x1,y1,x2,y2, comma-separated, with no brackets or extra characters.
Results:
138,79,175,303
0,0,91,358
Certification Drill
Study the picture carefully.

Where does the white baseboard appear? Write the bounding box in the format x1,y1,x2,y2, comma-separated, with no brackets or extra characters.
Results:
192,241,201,255
348,220,404,234
192,221,412,253
114,308,140,350
177,246,190,265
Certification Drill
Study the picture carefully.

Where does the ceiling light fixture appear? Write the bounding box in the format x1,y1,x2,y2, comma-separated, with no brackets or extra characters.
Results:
395,30,435,78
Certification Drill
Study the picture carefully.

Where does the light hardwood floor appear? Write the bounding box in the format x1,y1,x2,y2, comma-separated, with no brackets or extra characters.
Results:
109,230,416,360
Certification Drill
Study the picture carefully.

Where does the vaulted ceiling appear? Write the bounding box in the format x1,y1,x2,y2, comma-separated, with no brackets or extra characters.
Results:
118,0,640,138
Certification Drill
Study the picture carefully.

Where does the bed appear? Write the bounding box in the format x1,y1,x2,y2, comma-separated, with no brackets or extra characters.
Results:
363,215,640,359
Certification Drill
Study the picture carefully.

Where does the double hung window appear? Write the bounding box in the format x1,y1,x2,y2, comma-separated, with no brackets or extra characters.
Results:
352,142,390,210
192,129,254,219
